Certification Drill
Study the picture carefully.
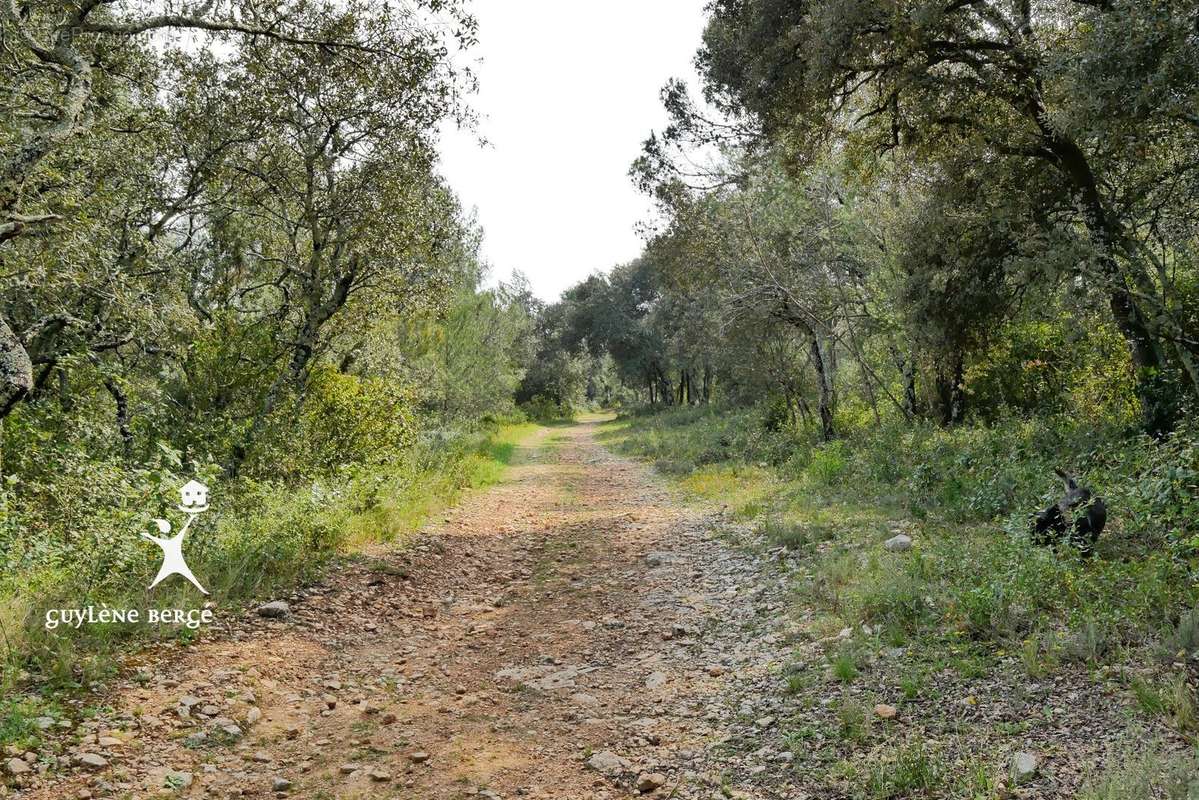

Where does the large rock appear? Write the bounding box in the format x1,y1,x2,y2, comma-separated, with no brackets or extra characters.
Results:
5,757,30,775
637,772,667,793
1010,751,1038,785
78,753,108,769
257,601,290,619
586,750,631,778
883,534,912,552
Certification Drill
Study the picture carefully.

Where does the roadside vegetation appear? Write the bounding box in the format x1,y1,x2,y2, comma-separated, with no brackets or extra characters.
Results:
601,407,1199,795
0,0,558,715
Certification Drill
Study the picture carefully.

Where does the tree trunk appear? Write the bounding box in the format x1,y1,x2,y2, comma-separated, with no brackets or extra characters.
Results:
0,315,33,419
903,357,917,418
933,352,966,426
1034,107,1173,434
811,339,835,441
103,376,133,459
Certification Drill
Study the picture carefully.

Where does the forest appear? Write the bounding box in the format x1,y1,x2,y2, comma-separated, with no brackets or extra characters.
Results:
1,1,1198,798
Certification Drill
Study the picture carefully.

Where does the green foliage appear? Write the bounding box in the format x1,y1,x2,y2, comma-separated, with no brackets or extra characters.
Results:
285,368,417,476
521,395,576,423
605,408,1199,670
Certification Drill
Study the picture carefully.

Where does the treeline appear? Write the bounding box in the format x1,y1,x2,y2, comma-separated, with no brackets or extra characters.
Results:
0,0,543,679
532,0,1198,441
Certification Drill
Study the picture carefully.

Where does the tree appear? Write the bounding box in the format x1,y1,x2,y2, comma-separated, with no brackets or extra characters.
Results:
0,0,474,423
695,0,1199,433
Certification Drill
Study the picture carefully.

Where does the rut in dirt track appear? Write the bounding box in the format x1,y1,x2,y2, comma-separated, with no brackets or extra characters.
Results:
27,419,799,800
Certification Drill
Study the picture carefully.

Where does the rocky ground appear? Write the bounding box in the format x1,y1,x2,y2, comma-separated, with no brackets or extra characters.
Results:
7,420,810,800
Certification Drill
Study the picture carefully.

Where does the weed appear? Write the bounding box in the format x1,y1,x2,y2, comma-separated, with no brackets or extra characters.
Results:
862,737,946,798
1158,608,1199,661
1062,619,1112,665
1020,633,1060,678
1080,738,1199,799
899,674,923,701
836,699,872,743
829,645,859,683
1129,672,1197,734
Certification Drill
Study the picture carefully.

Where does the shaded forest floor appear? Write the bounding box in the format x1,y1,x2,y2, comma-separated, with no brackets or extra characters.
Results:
7,415,1196,799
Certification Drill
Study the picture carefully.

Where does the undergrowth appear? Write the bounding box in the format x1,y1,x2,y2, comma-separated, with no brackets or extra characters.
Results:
600,405,1199,786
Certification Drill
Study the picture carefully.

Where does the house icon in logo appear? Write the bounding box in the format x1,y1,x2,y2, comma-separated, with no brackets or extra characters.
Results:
179,480,209,512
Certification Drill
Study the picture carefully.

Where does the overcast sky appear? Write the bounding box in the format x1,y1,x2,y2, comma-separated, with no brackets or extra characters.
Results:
437,2,710,302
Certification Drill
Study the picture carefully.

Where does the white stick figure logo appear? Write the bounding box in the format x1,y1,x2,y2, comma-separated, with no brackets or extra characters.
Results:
142,480,209,595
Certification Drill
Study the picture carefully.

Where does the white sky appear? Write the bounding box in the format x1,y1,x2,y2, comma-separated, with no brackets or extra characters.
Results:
437,2,710,302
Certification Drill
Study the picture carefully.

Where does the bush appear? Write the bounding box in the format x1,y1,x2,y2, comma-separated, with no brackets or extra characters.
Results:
521,394,575,423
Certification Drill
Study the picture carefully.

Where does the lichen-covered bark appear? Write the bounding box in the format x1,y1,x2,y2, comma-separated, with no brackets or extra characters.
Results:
0,313,33,417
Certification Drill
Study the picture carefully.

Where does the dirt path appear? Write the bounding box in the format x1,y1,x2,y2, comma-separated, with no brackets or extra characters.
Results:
24,419,803,800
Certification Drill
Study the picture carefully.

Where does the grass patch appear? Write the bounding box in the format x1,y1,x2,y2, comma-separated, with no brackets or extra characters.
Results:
1080,739,1199,799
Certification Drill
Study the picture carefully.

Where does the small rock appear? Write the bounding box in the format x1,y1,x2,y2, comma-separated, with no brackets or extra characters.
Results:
251,750,272,763
755,715,776,729
644,552,672,567
338,763,361,775
586,750,630,778
883,534,912,552
272,777,293,792
1011,752,1038,785
368,769,391,782
408,751,430,763
79,753,108,769
257,601,291,619
381,712,397,725
874,704,897,719
5,757,30,775
246,706,262,725
97,736,122,747
645,671,668,690
636,772,667,793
